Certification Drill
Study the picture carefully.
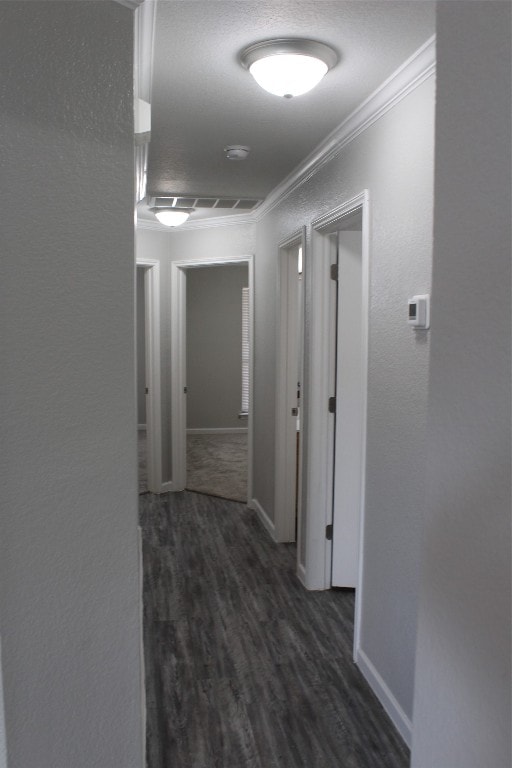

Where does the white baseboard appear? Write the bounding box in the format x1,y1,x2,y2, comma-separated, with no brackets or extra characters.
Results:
297,562,307,587
187,427,248,435
159,480,180,493
355,647,412,747
137,525,146,768
138,423,146,431
251,498,276,542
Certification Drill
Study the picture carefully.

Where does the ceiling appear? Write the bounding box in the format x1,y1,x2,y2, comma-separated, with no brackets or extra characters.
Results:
138,1,435,226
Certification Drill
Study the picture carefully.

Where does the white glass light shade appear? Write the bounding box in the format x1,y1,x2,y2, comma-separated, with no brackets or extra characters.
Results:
154,209,190,227
249,54,328,98
240,39,337,99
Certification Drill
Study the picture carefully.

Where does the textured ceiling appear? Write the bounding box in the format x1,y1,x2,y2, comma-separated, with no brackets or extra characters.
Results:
143,1,435,220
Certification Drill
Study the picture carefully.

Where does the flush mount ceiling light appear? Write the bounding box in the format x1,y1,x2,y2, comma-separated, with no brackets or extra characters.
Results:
150,207,192,227
240,38,337,98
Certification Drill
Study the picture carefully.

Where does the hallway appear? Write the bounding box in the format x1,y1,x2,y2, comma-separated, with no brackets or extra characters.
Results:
140,491,409,768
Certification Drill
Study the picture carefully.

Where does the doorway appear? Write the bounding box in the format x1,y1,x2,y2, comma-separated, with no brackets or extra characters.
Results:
185,262,249,502
170,256,254,503
136,258,162,494
331,212,364,588
136,266,148,492
306,191,369,656
275,231,305,548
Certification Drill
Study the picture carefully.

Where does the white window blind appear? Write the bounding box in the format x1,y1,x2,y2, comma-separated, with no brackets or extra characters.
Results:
241,287,249,414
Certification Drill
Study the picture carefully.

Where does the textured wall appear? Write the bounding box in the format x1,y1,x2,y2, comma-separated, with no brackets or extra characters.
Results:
254,76,435,722
0,3,143,767
0,639,5,768
135,223,256,481
187,264,248,430
411,4,511,766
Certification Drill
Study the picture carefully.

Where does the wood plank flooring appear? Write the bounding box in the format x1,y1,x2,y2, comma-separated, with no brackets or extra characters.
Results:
140,491,410,768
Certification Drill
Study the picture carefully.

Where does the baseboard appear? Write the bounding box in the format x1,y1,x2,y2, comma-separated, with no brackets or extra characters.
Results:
159,480,179,493
137,525,147,768
187,427,248,435
297,562,307,588
251,498,277,542
138,423,146,431
355,647,412,747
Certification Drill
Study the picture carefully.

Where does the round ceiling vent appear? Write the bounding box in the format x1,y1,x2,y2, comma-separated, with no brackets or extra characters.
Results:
224,145,250,161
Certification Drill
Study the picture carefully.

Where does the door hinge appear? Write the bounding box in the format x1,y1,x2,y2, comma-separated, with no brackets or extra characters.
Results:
291,407,298,417
330,263,338,281
325,524,333,541
145,387,149,395
184,386,188,394
328,396,336,414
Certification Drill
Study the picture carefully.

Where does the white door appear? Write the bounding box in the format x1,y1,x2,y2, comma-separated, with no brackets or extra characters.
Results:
274,242,304,542
331,227,364,587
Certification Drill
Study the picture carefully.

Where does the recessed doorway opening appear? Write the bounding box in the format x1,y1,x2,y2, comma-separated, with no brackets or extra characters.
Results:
306,191,369,661
136,258,162,495
275,230,306,555
170,255,254,504
185,262,249,503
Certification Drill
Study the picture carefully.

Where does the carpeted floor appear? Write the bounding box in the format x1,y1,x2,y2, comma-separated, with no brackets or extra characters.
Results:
186,432,247,503
138,429,248,503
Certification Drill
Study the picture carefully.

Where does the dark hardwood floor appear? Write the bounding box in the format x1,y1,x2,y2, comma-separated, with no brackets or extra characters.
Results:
140,491,410,768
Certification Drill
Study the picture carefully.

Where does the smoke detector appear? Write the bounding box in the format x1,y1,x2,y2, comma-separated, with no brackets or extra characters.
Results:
224,145,250,161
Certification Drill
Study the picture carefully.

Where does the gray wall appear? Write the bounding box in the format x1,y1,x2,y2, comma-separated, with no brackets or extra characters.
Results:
137,267,146,425
0,640,5,768
254,77,435,722
135,222,256,480
0,3,143,767
186,264,248,430
412,3,511,766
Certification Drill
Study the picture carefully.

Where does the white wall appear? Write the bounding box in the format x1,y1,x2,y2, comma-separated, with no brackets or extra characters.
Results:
135,222,256,480
411,4,511,766
254,74,435,728
187,264,248,430
0,3,143,767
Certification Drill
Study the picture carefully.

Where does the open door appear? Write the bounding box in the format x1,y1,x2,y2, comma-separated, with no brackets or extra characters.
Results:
331,216,364,587
275,234,305,544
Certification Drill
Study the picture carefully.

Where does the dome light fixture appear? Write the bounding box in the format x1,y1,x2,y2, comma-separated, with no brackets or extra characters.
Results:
224,145,250,161
239,38,337,99
151,207,192,227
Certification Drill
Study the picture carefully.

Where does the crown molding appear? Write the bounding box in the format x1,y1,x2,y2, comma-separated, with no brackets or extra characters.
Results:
137,214,255,233
254,34,436,220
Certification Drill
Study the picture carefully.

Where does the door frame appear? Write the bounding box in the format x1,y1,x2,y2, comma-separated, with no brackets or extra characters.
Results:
274,229,306,544
136,258,162,493
170,255,254,501
306,190,370,657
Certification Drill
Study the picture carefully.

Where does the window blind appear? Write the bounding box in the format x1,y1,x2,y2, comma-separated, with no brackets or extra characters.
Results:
241,287,249,414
